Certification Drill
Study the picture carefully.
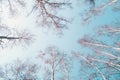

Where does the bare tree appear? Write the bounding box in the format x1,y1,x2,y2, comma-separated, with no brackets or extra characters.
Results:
30,0,71,31
0,59,38,80
38,46,71,80
81,0,120,23
77,23,120,79
0,0,73,37
0,25,33,48
73,52,108,80
0,0,33,48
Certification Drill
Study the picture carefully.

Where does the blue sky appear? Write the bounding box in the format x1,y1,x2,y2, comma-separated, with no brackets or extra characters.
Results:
0,0,120,80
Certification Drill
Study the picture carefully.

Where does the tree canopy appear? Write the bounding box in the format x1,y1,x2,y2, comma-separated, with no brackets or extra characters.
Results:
0,0,120,80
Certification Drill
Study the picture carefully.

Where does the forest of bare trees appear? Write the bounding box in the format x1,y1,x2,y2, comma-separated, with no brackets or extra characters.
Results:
0,0,120,80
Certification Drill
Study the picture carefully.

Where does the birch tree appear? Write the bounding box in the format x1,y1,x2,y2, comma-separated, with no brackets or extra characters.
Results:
77,24,120,80
38,46,71,80
82,0,120,23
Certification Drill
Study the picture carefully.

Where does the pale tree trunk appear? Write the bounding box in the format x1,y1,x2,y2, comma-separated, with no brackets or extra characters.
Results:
51,63,54,80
